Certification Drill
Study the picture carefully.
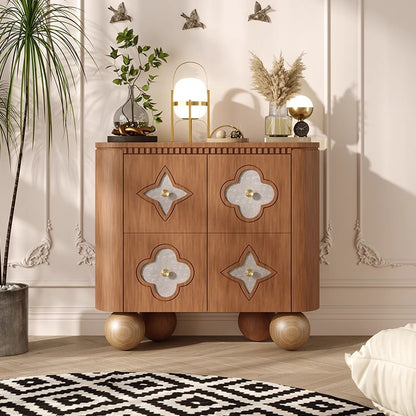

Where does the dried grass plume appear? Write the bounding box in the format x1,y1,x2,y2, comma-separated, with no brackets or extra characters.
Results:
250,52,305,108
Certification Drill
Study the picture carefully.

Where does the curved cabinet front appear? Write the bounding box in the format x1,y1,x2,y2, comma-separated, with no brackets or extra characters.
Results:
96,143,319,331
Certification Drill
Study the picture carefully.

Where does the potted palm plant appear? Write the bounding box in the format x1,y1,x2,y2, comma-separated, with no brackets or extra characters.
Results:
0,0,89,356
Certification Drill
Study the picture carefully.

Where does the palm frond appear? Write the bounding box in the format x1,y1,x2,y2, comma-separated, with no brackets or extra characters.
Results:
0,0,88,146
0,82,17,160
0,0,91,285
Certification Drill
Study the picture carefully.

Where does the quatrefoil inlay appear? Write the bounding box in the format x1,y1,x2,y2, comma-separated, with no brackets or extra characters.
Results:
137,166,192,221
221,245,276,300
221,166,278,222
137,245,194,301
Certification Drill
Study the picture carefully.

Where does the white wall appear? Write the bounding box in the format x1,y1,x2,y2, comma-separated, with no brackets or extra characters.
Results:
1,0,415,336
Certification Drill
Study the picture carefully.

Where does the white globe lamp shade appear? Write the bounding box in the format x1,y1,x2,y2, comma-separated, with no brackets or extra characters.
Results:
287,95,314,120
287,95,313,108
173,77,208,119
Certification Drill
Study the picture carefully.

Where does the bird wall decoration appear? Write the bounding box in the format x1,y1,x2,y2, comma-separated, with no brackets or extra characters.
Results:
108,2,132,23
248,1,272,23
181,9,206,30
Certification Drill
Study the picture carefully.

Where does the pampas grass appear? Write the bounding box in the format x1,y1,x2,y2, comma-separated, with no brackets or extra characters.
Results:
250,52,305,108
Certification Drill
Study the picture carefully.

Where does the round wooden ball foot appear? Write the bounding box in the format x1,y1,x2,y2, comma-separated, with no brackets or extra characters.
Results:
104,312,145,350
269,312,310,350
238,312,274,341
142,312,177,341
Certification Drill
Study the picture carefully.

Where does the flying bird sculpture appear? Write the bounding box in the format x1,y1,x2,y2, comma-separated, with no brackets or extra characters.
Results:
181,9,206,30
248,1,272,23
108,2,132,23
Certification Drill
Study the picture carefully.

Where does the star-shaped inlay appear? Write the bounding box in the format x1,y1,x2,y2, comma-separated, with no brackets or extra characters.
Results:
221,245,276,300
137,244,194,301
137,166,192,221
221,166,278,222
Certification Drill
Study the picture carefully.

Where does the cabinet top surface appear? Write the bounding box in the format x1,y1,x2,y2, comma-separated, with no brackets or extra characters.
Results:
96,141,319,150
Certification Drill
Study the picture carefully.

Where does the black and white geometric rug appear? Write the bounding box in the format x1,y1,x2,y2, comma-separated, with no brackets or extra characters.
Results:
0,371,383,416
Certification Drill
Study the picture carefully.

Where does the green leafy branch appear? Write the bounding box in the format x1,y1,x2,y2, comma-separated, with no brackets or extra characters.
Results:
107,27,168,124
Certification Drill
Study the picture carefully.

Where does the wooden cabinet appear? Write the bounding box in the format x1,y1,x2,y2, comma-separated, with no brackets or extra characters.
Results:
96,142,319,350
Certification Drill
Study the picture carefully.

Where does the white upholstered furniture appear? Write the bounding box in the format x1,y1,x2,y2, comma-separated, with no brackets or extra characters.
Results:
346,323,416,416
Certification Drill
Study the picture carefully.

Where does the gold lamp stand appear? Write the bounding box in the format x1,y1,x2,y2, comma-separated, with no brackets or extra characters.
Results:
170,62,210,143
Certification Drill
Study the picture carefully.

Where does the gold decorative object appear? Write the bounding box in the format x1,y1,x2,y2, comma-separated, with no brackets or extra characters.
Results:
245,268,254,277
207,124,246,143
287,95,314,138
161,189,170,198
245,189,254,198
161,268,170,277
111,125,155,137
288,106,313,120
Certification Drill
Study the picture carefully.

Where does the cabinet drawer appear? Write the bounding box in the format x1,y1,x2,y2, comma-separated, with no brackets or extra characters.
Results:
124,154,206,233
208,234,291,312
208,155,291,233
124,234,207,312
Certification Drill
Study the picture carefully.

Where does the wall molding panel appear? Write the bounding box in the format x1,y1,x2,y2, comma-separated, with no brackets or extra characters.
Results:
319,0,333,265
355,0,416,268
75,0,96,267
9,124,52,269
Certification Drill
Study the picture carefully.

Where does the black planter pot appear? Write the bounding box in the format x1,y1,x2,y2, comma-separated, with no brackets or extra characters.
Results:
0,283,28,356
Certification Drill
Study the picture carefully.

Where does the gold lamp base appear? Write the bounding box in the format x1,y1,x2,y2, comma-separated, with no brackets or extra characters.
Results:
170,90,210,143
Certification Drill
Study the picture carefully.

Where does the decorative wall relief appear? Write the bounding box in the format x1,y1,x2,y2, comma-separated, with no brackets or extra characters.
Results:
75,225,95,266
9,220,52,268
320,224,333,265
108,2,131,23
248,2,272,23
181,9,206,30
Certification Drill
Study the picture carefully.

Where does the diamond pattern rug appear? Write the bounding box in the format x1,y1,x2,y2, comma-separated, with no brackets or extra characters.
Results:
0,371,383,415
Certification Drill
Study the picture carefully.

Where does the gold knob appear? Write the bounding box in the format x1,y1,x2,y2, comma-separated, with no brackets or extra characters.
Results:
161,189,170,198
245,189,254,198
161,268,170,277
245,268,254,277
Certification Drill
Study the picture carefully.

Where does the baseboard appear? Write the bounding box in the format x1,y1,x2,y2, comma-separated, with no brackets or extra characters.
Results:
28,306,416,337
29,307,108,336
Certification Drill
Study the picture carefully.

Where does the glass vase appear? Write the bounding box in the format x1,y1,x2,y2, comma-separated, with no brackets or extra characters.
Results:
265,102,292,137
113,86,149,129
